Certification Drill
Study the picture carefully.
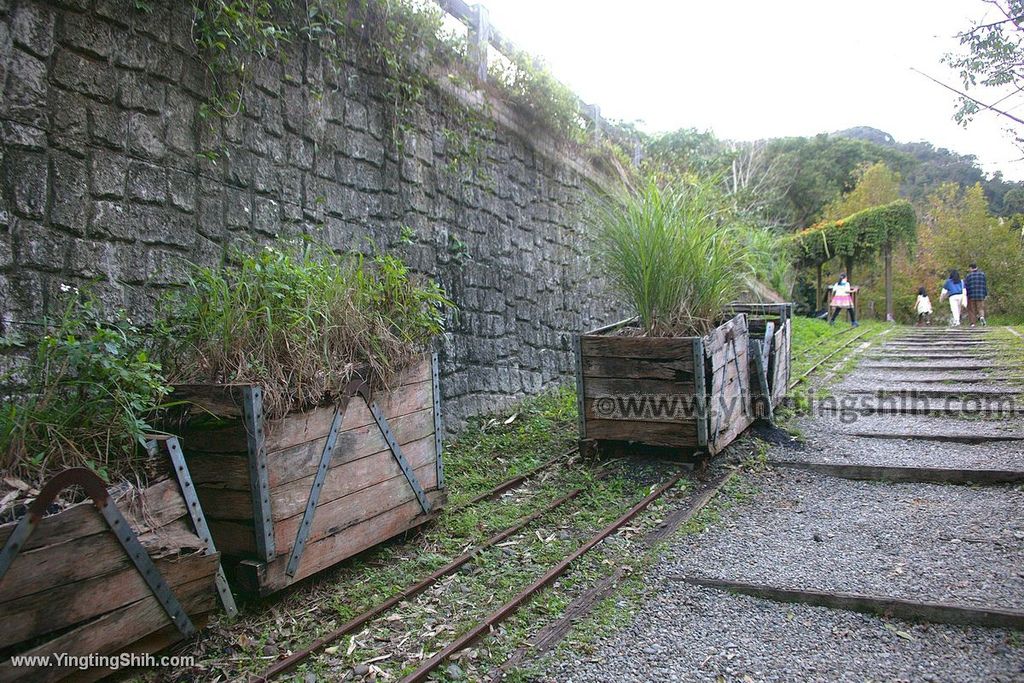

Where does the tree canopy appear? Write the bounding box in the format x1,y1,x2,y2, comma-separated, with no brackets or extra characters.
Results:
944,0,1024,144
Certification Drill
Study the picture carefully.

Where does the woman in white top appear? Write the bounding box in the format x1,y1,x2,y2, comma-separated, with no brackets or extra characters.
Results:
939,270,967,326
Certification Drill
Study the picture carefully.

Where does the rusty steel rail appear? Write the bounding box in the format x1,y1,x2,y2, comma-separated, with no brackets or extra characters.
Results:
789,327,873,391
257,475,600,681
398,469,688,683
450,447,576,513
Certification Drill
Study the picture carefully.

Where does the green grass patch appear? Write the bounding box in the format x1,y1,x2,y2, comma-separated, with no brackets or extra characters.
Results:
442,387,579,507
788,318,889,403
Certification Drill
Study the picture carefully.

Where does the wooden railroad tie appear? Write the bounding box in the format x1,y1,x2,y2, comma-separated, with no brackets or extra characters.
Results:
769,459,1024,485
672,575,1024,630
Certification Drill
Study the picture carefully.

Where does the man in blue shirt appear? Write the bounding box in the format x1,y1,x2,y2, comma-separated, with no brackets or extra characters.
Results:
964,262,988,326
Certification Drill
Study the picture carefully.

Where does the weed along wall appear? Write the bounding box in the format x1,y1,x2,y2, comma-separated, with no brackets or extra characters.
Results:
0,0,624,427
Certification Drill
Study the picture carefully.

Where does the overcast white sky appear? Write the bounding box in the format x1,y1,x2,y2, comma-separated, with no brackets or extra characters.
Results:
469,0,1024,180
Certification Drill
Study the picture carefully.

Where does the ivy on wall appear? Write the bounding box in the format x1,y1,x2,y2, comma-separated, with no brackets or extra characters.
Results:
184,0,622,171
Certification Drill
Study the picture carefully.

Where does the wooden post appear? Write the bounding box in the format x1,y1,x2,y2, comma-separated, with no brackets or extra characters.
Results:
586,103,602,141
468,4,490,82
884,242,894,322
815,263,823,311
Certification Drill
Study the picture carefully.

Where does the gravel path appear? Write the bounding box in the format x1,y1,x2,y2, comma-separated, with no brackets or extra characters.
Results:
809,412,1024,438
668,469,1024,609
813,395,1024,416
785,420,1024,471
535,331,1024,682
859,361,1006,369
836,380,1022,395
847,370,1021,383
542,580,1024,683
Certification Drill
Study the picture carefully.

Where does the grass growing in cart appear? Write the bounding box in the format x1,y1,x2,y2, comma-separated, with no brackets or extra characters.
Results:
0,293,172,498
156,241,454,418
592,176,749,338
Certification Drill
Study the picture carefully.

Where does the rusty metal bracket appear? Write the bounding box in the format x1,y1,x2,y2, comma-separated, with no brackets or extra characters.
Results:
242,386,275,562
762,321,775,373
0,468,196,637
692,337,708,448
573,334,586,441
751,340,775,424
361,388,432,515
430,353,445,489
148,436,238,618
284,389,356,579
729,334,749,419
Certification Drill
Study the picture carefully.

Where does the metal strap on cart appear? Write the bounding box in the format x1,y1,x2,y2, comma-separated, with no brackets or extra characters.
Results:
285,380,435,579
0,468,198,637
751,321,776,423
146,436,238,618
750,339,775,424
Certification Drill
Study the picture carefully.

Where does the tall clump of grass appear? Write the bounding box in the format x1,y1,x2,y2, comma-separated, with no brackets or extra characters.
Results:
158,241,454,419
593,177,749,337
738,224,794,298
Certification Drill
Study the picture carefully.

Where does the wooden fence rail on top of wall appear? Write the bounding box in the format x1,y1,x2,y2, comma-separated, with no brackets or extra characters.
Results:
434,0,642,166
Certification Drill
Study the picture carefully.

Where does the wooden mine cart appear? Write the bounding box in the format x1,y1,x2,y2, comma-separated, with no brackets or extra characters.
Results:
730,303,793,418
174,354,445,595
0,439,234,682
574,314,754,456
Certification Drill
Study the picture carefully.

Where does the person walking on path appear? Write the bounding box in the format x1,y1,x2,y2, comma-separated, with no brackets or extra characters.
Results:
964,262,988,327
915,286,933,326
828,273,859,327
940,269,968,327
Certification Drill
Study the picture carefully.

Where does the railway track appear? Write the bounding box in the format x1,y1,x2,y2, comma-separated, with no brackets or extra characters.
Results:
254,457,687,681
788,326,875,391
248,321,869,682
545,326,1024,681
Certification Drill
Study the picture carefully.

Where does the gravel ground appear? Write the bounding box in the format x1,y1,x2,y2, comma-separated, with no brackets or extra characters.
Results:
880,344,999,350
837,383,1021,398
668,469,1024,609
859,361,1004,369
848,368,1019,380
805,412,1024,438
812,395,1024,416
541,581,1024,683
785,420,1024,471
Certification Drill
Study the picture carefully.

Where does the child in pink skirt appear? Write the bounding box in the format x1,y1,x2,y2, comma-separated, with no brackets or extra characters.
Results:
828,273,859,327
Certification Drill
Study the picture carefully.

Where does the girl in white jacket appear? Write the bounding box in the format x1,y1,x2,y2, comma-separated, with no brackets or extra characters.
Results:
915,287,932,326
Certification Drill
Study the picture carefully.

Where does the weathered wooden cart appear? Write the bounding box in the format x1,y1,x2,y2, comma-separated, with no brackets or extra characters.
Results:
574,314,754,456
174,354,445,595
730,303,793,419
0,438,234,682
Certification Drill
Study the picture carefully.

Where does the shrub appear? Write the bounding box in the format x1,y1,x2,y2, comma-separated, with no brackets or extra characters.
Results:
0,292,171,490
592,177,749,337
738,224,794,298
158,241,454,418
